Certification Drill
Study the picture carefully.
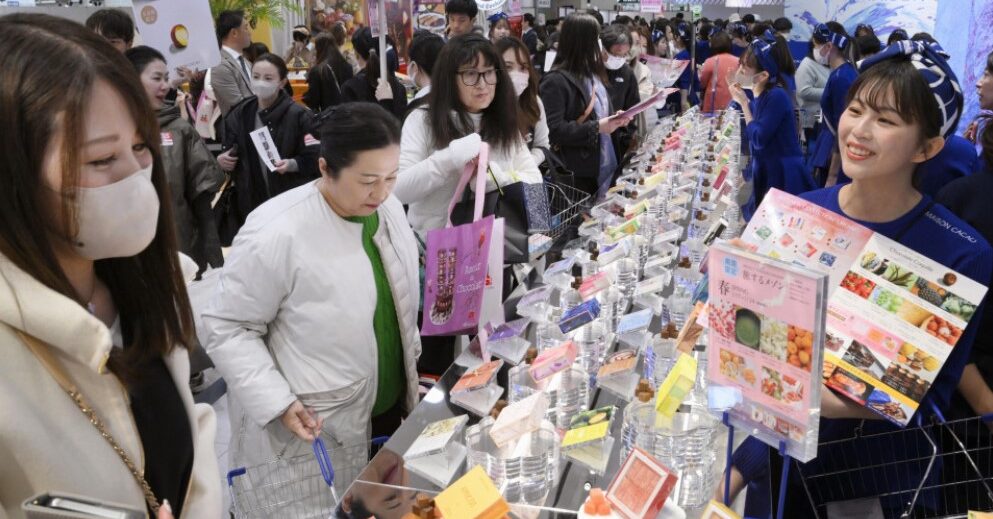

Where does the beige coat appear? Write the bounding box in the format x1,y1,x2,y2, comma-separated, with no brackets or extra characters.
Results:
0,253,222,519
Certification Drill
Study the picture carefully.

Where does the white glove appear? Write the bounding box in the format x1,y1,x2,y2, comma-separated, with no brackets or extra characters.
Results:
375,77,392,101
445,132,483,169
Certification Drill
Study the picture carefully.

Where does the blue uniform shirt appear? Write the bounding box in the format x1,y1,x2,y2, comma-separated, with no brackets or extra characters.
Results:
917,134,980,197
807,62,858,175
675,49,702,106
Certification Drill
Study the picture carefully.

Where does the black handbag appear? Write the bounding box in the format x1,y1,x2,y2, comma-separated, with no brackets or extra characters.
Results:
450,170,548,264
213,176,240,247
538,146,576,189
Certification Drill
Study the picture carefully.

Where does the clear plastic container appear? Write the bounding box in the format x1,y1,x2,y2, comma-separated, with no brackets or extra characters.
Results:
464,418,561,505
645,337,679,389
619,407,720,510
508,364,590,429
570,321,608,375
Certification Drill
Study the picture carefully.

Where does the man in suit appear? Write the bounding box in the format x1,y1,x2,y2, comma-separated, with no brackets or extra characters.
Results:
522,13,538,58
210,10,254,116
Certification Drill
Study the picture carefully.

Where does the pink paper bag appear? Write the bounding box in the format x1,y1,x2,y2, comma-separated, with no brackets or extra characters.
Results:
422,144,496,336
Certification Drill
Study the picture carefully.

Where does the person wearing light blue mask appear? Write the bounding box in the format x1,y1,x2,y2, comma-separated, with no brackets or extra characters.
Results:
729,37,816,220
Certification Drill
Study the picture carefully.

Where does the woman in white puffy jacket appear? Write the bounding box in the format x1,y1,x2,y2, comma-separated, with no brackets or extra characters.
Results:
203,104,422,482
395,33,543,238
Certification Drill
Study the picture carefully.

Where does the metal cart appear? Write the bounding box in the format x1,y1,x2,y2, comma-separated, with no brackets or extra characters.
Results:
545,181,592,243
797,414,993,518
227,435,389,519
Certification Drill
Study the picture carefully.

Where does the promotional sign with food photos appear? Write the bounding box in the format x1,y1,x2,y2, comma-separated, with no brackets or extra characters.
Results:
742,189,988,426
707,242,829,462
132,0,222,74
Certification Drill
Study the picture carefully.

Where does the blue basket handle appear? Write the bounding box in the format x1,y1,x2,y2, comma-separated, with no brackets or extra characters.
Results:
313,437,335,487
226,467,247,488
371,436,390,447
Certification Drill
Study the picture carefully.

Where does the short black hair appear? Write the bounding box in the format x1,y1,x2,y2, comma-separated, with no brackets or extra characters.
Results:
523,13,534,25
292,25,310,43
85,9,134,44
216,10,245,44
601,23,632,51
675,12,684,20
856,34,881,57
254,53,288,79
124,45,165,74
742,14,756,24
318,102,401,179
584,8,604,26
773,17,792,32
613,15,633,27
409,30,444,76
911,32,937,44
445,0,478,19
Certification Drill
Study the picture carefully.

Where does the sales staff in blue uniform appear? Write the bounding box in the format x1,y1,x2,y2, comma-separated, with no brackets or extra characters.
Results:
806,23,858,186
722,40,992,519
673,21,701,111
728,22,749,57
729,37,816,221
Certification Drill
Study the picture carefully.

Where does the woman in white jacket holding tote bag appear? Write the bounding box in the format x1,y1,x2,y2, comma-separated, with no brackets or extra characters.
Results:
0,15,220,519
204,103,422,477
395,34,543,238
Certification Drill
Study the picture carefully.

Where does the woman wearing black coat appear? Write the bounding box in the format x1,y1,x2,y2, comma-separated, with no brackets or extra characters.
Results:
538,14,632,198
303,33,354,113
340,27,408,119
216,54,321,234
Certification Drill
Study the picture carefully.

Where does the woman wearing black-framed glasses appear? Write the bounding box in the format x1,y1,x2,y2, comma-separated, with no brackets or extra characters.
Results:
394,33,542,240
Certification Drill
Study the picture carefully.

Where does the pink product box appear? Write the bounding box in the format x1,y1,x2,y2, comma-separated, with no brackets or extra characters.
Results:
529,340,579,382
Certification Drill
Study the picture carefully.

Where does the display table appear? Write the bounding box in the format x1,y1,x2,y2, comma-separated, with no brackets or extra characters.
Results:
337,109,747,519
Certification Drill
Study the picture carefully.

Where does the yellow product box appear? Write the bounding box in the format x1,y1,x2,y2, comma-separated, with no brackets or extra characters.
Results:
655,353,697,418
434,466,509,519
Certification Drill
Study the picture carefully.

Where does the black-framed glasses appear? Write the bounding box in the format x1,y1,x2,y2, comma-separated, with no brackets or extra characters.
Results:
458,68,498,87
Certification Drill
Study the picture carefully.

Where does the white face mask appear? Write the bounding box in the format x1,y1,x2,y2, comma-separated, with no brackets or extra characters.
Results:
251,79,280,99
605,55,627,70
815,45,831,66
509,70,530,96
668,41,677,56
735,71,758,90
73,164,159,260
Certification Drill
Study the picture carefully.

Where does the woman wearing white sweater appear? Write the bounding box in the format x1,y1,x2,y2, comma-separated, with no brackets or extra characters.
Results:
395,33,542,237
795,40,831,156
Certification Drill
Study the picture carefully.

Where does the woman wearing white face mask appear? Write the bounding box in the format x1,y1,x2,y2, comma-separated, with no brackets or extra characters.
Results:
806,22,859,186
218,53,320,237
0,14,221,519
601,24,641,162
728,38,816,220
629,26,658,138
497,36,550,167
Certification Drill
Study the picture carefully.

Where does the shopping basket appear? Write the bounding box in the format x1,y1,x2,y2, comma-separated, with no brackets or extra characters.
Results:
796,414,993,518
227,435,389,519
545,182,592,243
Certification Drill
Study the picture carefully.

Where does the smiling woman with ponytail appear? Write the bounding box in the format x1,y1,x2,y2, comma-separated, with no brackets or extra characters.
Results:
341,27,408,119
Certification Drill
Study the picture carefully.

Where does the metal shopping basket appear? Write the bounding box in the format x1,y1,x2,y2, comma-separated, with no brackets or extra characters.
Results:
545,181,592,243
227,435,389,519
796,414,993,518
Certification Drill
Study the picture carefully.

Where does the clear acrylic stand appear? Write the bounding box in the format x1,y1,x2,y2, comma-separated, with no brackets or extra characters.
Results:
451,382,503,417
403,416,469,488
489,336,531,366
564,436,616,475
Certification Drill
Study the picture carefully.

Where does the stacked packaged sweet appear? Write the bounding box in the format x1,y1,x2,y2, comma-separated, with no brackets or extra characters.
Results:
403,108,748,517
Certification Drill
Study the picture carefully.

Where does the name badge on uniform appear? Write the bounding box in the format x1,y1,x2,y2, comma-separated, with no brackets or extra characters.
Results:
160,132,174,146
304,133,320,147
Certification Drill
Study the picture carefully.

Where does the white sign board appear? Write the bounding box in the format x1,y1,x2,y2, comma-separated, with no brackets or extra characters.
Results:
131,0,221,73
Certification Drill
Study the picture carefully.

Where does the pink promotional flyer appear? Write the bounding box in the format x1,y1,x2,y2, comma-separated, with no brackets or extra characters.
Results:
742,190,988,425
707,243,828,462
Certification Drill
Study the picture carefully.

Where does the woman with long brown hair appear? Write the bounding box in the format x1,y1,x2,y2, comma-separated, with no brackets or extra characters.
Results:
496,36,549,167
0,13,220,518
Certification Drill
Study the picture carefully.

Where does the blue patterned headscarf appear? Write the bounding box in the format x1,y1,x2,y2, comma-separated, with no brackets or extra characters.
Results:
749,37,779,81
858,40,963,138
813,23,849,50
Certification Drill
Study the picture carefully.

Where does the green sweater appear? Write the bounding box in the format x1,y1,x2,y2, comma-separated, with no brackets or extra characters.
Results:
346,212,404,416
